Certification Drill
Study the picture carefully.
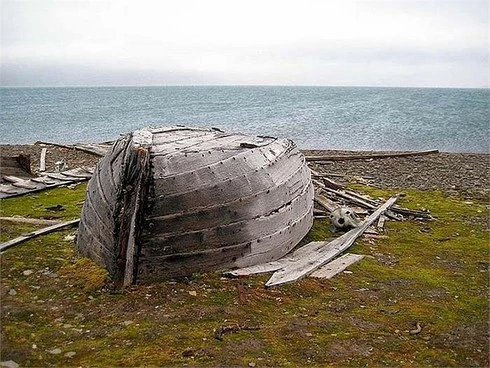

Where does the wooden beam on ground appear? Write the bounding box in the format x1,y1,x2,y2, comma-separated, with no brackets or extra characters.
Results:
265,196,398,287
0,217,63,226
310,253,365,279
39,147,47,172
0,219,79,252
314,193,338,213
305,149,439,162
35,141,110,157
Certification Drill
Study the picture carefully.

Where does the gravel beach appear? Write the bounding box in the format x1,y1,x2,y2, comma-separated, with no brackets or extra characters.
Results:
1,143,488,200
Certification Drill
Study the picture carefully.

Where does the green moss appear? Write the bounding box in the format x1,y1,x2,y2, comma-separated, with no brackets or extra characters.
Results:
1,185,489,366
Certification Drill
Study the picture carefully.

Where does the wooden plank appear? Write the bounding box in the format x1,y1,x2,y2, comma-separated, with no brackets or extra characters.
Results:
265,196,398,287
310,253,365,278
36,141,111,157
0,219,80,252
320,186,377,210
226,236,338,277
72,143,111,157
377,214,386,231
2,176,40,190
39,147,47,172
44,172,86,182
0,217,62,226
305,149,439,162
314,193,338,213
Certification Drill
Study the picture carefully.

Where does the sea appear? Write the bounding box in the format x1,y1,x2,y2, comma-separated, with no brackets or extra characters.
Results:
1,86,488,153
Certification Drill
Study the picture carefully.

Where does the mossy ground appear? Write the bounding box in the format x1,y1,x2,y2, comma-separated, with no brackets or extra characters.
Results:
1,184,488,367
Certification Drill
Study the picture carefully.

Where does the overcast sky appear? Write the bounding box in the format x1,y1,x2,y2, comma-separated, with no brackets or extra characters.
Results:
1,0,488,87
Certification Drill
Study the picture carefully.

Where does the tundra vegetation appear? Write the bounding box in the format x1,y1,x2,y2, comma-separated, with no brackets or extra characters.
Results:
1,183,488,367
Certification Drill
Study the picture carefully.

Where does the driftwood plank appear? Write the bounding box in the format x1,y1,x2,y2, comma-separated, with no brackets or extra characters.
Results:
310,253,365,279
0,219,79,252
314,193,338,213
265,196,398,287
0,217,63,226
39,148,47,172
305,149,439,162
35,141,111,157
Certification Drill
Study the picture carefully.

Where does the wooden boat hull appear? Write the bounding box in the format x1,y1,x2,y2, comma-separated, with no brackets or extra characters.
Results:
77,127,313,285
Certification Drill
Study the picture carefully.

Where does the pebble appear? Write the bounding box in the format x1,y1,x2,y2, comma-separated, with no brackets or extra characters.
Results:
48,348,62,355
305,332,313,337
122,320,133,326
64,351,76,358
23,270,34,276
188,290,197,296
8,289,17,296
248,363,256,367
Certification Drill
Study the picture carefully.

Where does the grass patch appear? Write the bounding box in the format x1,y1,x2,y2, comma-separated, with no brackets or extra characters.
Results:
1,184,488,367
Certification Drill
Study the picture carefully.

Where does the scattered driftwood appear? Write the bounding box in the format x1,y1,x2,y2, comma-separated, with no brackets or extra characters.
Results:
0,219,80,252
305,149,439,162
265,196,397,287
228,197,398,285
214,324,261,340
0,217,63,226
0,167,94,199
315,182,426,221
310,253,365,279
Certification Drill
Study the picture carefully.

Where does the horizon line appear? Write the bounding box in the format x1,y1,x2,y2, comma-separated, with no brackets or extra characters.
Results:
0,84,488,90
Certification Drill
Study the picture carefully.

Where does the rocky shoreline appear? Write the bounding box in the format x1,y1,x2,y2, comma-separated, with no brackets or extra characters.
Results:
1,143,488,200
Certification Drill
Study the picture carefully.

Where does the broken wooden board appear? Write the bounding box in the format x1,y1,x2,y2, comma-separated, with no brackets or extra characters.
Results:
310,253,365,279
0,217,63,226
0,167,94,199
0,219,80,253
35,141,112,157
265,196,398,287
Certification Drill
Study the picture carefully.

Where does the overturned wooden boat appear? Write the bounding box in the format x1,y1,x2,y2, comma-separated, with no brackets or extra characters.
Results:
77,126,313,285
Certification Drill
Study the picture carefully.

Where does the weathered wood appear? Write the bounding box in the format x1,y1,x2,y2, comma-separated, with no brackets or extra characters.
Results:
265,196,398,287
142,183,313,254
2,176,41,190
0,216,62,226
320,186,377,210
0,155,32,177
35,141,111,157
310,253,365,279
39,148,47,172
78,127,313,284
0,219,79,252
377,214,386,231
146,164,310,234
140,187,312,255
305,149,440,162
322,177,343,190
314,193,338,213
